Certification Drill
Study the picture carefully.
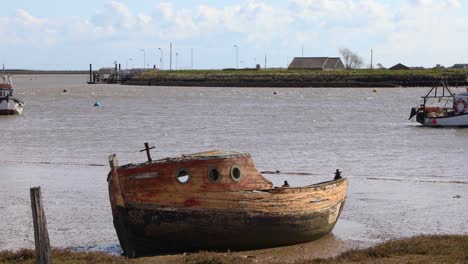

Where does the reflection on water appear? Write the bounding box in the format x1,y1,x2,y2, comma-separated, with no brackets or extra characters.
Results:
0,74,467,252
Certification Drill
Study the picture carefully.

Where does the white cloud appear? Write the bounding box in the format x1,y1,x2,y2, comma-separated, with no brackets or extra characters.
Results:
15,9,47,26
376,0,468,66
91,1,135,31
137,13,152,26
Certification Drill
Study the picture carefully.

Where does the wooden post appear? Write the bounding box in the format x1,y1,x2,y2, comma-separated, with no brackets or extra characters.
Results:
30,187,52,264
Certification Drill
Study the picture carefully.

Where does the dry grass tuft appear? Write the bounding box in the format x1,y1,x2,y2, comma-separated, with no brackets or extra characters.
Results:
0,248,134,264
304,234,468,264
182,252,253,264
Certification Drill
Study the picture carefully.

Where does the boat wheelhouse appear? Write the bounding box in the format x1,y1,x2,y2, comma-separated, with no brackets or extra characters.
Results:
0,75,23,115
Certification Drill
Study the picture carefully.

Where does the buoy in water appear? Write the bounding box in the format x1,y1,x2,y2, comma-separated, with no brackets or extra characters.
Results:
63,89,67,93
273,91,279,95
94,102,101,107
373,89,378,93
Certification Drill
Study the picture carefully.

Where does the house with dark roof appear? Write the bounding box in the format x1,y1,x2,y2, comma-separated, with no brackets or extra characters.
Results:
451,64,468,69
288,57,345,70
389,63,409,70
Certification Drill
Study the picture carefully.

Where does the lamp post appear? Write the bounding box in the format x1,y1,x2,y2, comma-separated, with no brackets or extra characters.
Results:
140,49,146,69
191,48,193,70
158,48,163,70
175,52,179,70
129,58,133,69
234,44,238,68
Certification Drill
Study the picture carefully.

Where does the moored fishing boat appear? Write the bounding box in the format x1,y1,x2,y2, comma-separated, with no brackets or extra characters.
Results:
409,78,468,127
0,74,24,115
107,146,348,258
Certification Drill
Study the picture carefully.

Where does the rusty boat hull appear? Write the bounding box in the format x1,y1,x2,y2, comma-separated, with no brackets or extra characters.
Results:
107,150,347,257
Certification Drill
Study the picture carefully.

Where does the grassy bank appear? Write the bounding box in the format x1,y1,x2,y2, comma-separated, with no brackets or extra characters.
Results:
1,235,466,264
124,68,468,87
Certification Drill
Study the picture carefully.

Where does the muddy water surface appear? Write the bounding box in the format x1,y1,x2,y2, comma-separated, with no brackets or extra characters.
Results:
0,74,467,254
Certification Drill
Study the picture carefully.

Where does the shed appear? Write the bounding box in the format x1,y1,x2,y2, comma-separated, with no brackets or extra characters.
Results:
389,63,410,70
288,57,345,70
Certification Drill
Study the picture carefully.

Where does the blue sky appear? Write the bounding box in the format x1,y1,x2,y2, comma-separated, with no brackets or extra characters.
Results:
1,0,467,70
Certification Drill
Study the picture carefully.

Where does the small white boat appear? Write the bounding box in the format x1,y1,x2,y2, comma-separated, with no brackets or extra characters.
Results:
0,74,24,115
409,78,468,127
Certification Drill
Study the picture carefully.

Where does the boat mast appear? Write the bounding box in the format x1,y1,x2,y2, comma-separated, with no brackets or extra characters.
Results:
420,78,454,108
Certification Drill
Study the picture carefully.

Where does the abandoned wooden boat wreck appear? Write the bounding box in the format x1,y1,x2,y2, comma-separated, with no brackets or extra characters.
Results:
107,146,347,258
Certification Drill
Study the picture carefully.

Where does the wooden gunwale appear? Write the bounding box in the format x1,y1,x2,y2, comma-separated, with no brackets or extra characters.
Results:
121,178,347,214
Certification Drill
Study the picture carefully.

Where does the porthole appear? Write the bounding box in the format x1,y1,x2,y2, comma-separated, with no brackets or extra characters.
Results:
176,168,191,184
230,165,242,182
208,167,221,183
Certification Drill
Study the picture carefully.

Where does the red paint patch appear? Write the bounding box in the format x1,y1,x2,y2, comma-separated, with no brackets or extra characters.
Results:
183,198,201,207
431,119,437,125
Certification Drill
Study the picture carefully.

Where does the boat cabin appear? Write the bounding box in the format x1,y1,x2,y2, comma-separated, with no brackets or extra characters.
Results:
0,75,13,96
0,88,13,97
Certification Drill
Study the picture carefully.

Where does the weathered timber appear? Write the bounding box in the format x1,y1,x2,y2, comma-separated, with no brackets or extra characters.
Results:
107,150,348,257
30,187,52,264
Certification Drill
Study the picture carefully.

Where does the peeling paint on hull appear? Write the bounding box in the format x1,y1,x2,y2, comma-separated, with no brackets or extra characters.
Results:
114,200,345,255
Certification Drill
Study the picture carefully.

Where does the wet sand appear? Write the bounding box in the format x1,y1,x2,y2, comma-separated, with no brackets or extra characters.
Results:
135,234,363,263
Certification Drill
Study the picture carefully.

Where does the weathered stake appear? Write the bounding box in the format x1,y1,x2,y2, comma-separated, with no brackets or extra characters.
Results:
30,187,52,264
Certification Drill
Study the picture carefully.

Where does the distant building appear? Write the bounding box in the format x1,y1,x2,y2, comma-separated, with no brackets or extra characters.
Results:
288,57,345,70
389,63,410,70
451,64,468,69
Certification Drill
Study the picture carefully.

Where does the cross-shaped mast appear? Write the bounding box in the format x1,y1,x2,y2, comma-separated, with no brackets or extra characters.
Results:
140,142,155,162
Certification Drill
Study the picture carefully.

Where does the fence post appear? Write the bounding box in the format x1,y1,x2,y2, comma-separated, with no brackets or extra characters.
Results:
30,187,52,264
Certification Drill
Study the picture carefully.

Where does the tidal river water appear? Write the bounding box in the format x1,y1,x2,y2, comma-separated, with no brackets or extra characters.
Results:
0,74,467,254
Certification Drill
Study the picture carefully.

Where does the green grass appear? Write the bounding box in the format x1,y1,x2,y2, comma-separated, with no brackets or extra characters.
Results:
138,68,467,79
0,248,133,264
305,234,468,264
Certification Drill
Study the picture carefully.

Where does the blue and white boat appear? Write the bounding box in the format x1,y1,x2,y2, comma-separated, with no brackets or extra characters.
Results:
409,78,468,127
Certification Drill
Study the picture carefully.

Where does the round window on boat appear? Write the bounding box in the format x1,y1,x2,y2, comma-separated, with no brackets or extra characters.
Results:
230,165,242,182
208,167,221,183
176,168,191,184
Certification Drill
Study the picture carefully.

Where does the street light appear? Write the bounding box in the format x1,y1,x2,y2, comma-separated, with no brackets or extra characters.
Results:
234,44,238,68
175,52,179,70
158,48,163,70
140,49,146,69
129,58,133,69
